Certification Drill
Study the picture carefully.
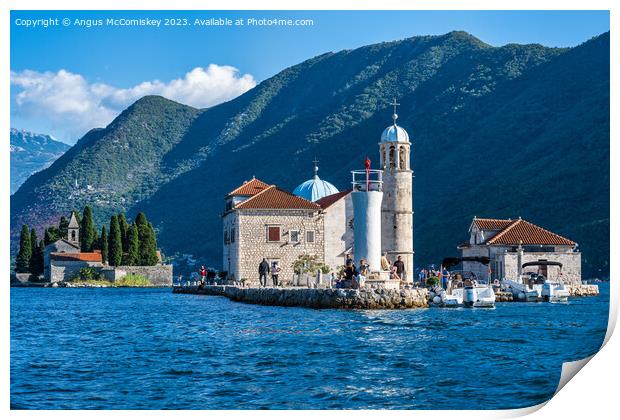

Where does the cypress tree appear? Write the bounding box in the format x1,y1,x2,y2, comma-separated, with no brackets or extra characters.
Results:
29,240,44,277
118,214,129,252
81,206,96,252
123,224,139,266
15,224,32,273
100,226,108,264
108,215,123,267
44,227,60,245
58,216,69,239
30,228,38,258
135,213,158,265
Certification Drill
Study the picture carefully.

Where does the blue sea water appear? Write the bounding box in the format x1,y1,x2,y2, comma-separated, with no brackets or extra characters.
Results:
10,284,609,410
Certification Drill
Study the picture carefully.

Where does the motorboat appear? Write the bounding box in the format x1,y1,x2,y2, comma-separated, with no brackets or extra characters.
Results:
440,257,496,308
503,260,569,303
458,280,496,308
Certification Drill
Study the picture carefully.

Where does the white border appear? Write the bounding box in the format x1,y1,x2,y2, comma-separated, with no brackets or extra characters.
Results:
2,1,616,419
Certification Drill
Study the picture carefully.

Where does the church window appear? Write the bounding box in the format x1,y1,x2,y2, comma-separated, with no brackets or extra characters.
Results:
71,230,76,241
266,226,281,242
389,146,395,169
306,231,315,243
223,230,229,245
230,227,235,243
290,230,300,244
399,146,406,169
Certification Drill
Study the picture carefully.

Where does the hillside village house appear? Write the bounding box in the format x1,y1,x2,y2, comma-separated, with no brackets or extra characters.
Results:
458,217,581,285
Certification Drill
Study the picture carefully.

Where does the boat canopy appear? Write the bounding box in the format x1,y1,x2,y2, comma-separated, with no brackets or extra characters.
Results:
441,256,490,269
522,261,563,269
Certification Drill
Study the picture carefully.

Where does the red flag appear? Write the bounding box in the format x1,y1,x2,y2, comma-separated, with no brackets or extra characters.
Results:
365,156,371,190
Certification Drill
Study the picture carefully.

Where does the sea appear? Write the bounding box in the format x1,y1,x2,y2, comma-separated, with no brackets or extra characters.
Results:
10,283,609,410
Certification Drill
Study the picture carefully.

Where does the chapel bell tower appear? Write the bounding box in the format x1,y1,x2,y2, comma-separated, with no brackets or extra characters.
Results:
379,99,414,281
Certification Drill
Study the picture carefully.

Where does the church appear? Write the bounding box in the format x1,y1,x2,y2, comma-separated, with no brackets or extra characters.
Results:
222,105,414,285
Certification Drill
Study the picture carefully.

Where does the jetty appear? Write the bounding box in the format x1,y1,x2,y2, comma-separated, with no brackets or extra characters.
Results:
173,285,429,309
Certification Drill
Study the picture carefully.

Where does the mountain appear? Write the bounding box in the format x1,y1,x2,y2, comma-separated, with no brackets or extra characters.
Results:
10,129,70,194
10,31,610,277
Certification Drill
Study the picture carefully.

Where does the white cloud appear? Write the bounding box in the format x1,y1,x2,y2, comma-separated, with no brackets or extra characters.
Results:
10,65,257,141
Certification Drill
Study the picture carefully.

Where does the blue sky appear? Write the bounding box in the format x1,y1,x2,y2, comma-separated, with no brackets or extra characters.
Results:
10,10,610,143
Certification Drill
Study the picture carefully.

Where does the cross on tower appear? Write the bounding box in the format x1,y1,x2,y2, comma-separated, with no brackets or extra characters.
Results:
390,98,400,125
313,157,319,176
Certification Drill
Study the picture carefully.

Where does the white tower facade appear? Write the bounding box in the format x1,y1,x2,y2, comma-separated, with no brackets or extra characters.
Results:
351,169,384,272
379,100,414,281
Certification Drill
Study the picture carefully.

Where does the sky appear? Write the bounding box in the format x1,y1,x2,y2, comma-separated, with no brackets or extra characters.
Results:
10,10,610,143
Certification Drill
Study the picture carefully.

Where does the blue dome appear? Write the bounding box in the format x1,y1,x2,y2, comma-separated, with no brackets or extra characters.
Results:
293,167,339,202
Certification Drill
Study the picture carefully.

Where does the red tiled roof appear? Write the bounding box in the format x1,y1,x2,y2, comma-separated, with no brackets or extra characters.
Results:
50,250,103,262
236,185,321,210
486,219,576,246
316,189,352,209
472,218,515,231
227,178,270,197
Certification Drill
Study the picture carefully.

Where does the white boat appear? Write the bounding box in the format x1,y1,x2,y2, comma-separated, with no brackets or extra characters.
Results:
503,259,570,303
460,282,496,308
502,278,542,302
542,280,570,303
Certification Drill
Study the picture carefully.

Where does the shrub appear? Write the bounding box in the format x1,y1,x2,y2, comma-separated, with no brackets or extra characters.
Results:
116,274,152,287
79,267,101,281
292,254,330,275
426,276,440,287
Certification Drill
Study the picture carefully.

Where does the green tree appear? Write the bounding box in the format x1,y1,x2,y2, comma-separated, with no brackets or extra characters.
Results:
118,213,129,252
44,227,60,245
81,206,96,252
108,215,123,267
30,228,38,258
135,213,158,265
123,224,140,266
58,216,69,239
100,226,108,264
15,224,32,273
29,240,45,277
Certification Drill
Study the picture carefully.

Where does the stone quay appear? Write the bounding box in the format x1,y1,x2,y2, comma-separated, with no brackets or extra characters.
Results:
173,285,429,309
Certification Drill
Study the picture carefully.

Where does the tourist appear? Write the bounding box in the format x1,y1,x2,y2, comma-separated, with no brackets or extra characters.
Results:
393,256,405,282
381,252,391,271
344,262,357,288
329,272,336,288
441,267,450,290
357,259,369,288
200,266,207,283
345,253,353,267
390,267,401,281
418,268,425,286
258,258,270,287
271,261,281,287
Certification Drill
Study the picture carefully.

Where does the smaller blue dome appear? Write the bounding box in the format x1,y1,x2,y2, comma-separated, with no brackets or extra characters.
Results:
293,166,339,202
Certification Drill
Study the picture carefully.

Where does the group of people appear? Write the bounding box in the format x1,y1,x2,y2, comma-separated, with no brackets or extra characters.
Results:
417,266,451,288
258,258,282,287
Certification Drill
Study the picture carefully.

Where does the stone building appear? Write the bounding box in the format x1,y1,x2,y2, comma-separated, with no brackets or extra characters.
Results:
222,180,325,285
458,217,581,285
43,212,104,282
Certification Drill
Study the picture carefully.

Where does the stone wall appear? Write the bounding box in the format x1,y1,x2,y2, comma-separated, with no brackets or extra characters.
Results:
49,261,103,283
234,209,324,285
173,285,429,309
102,265,173,286
322,194,353,273
503,251,582,285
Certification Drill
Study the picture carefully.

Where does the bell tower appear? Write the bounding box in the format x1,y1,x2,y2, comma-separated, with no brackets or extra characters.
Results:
67,212,80,247
379,99,414,282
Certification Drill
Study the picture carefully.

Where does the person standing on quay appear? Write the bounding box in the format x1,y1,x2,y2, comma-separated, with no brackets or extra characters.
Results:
271,261,281,287
394,255,406,282
259,258,270,287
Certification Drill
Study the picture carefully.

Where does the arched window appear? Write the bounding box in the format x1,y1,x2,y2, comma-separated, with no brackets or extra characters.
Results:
71,231,76,241
389,146,395,169
399,146,406,169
